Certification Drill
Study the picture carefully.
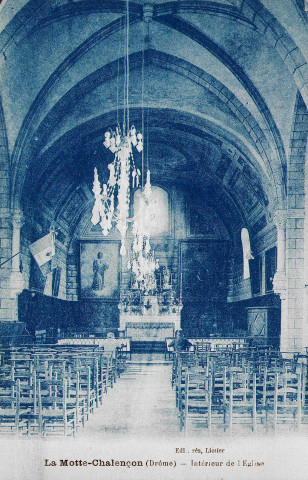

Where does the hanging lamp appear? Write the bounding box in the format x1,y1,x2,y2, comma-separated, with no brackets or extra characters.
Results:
91,0,143,256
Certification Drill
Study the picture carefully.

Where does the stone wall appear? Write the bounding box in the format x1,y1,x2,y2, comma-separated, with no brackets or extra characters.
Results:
0,97,13,322
282,94,308,351
0,216,12,321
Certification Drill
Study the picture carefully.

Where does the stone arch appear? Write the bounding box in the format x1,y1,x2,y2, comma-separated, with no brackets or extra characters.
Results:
155,15,287,168
153,0,308,106
35,116,263,253
9,14,141,210
28,105,276,212
13,48,285,215
239,0,308,105
1,0,306,102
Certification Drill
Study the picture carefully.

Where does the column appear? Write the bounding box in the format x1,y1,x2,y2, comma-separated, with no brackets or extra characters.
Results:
272,210,287,351
284,95,307,352
272,210,286,295
9,211,25,321
0,209,13,322
302,204,308,348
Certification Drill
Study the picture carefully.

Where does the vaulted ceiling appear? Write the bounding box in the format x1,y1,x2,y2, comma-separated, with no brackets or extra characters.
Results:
0,0,307,243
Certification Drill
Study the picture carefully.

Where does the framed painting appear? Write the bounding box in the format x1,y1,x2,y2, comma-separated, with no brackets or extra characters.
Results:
179,240,229,303
80,241,120,299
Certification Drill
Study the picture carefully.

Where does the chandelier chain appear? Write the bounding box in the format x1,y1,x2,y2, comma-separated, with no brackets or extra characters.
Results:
91,0,159,295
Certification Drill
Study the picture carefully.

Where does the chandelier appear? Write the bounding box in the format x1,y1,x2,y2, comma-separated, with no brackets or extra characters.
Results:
91,0,159,290
91,125,143,256
128,170,159,294
91,0,143,256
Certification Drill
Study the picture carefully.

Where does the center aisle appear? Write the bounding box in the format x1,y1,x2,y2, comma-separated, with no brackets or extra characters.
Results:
81,354,180,439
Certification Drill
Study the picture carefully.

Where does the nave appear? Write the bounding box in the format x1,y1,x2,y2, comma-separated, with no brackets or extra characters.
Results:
2,344,308,439
81,352,308,438
82,354,179,439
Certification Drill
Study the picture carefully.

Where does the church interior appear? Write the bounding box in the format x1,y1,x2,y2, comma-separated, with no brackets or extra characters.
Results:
0,0,308,438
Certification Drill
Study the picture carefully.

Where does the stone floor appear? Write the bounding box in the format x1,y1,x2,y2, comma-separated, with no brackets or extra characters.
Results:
81,354,308,439
81,354,180,439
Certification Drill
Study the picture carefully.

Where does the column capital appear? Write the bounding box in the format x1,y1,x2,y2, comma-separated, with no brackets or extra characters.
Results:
10,211,24,229
143,4,154,22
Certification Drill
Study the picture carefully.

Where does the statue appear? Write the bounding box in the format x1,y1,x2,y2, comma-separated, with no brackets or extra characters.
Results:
92,251,109,291
162,266,171,290
145,272,157,295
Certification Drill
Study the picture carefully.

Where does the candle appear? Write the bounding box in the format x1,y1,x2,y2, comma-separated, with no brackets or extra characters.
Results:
180,273,183,302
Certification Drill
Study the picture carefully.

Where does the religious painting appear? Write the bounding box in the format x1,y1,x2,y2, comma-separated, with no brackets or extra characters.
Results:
180,240,229,303
80,241,120,299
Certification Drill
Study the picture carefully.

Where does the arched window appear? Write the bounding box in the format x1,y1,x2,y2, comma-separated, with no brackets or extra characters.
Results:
134,186,169,235
241,228,254,279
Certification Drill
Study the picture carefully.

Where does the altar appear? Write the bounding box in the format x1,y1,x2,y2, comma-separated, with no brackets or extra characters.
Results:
119,295,182,341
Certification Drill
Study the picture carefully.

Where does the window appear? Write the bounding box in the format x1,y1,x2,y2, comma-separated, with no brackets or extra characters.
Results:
241,228,253,279
134,186,169,235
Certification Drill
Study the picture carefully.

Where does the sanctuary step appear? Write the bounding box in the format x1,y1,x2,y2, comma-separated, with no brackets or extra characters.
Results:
128,353,169,364
131,341,165,354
